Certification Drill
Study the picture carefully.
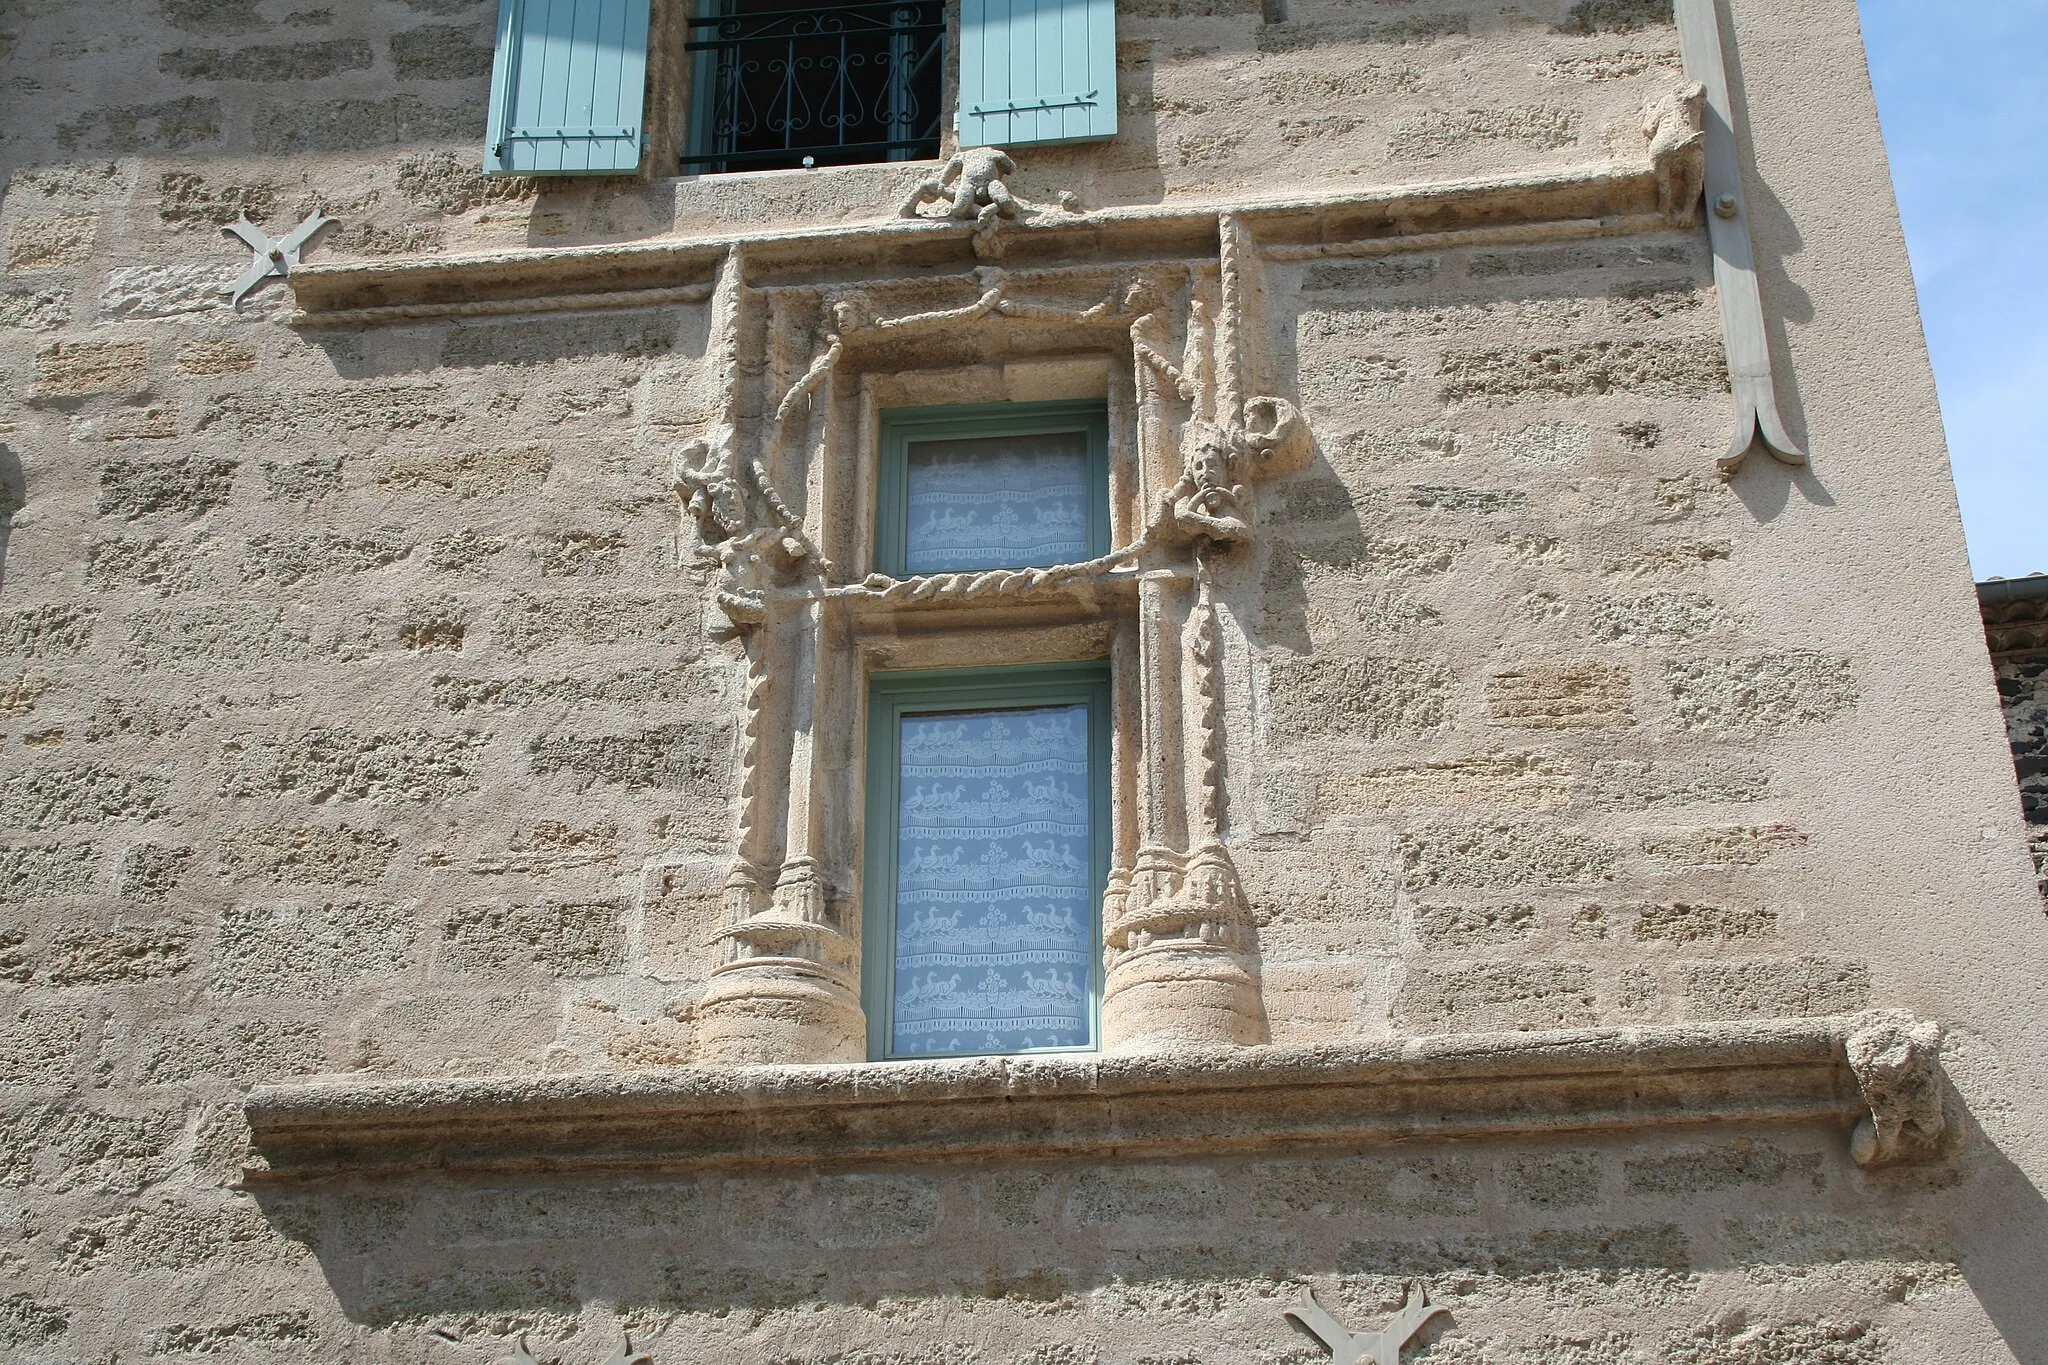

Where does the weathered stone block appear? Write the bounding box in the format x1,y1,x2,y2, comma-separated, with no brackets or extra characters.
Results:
0,1006,88,1086
56,1198,302,1273
43,925,193,986
1558,0,1675,34
6,214,96,271
1399,820,1619,888
1438,336,1726,404
240,528,411,584
1662,1321,1881,1365
492,593,698,657
99,261,240,321
0,1101,181,1193
177,337,258,374
1665,651,1858,734
119,843,193,902
0,1292,68,1349
56,97,222,153
400,594,467,651
538,530,626,577
0,672,55,718
1396,960,1599,1031
199,382,461,435
85,698,202,742
1388,106,1581,160
435,899,627,978
1639,824,1808,867
1499,1151,1602,1208
98,455,238,519
123,602,338,667
1589,591,1724,643
144,1311,318,1357
440,310,679,368
0,285,72,329
424,529,509,572
528,722,726,792
390,24,496,78
86,535,209,595
1338,1223,1689,1280
160,38,373,81
157,171,281,230
0,763,169,830
1302,258,1437,292
1324,751,1573,812
252,95,473,153
432,666,719,712
219,728,489,803
395,148,539,214
1251,1155,1477,1217
1632,903,1778,944
0,842,98,903
1410,485,1529,514
1469,242,1691,279
724,1173,942,1248
437,1183,703,1246
1065,1165,1225,1226
1623,1140,1822,1195
212,899,417,997
261,454,344,502
35,340,149,396
1412,902,1538,948
132,1016,325,1085
1488,663,1635,730
375,444,552,497
216,823,398,886
1681,957,1872,1020
1267,655,1453,740
0,605,97,657
1587,757,1770,810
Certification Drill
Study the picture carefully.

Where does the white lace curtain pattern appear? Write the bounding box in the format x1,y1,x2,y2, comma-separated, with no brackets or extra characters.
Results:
903,431,1091,574
891,704,1094,1056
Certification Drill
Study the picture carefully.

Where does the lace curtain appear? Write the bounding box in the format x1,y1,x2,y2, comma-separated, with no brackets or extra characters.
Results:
891,703,1094,1056
903,431,1090,574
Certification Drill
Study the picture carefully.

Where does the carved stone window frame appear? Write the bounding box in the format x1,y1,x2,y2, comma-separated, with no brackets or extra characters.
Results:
673,229,1309,1066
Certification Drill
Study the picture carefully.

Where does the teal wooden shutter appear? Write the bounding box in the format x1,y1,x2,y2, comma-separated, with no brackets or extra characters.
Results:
958,0,1117,149
484,0,651,175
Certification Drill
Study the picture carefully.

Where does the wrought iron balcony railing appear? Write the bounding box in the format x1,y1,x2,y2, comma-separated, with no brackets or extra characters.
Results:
683,0,945,174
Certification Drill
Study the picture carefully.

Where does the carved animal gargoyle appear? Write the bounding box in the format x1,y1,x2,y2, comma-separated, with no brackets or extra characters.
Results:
672,431,814,630
1643,82,1707,221
1845,1010,1948,1166
1286,1283,1448,1365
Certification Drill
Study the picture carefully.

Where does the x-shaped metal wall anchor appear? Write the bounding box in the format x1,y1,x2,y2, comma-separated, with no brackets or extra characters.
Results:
221,210,333,308
1286,1284,1448,1365
504,1331,652,1365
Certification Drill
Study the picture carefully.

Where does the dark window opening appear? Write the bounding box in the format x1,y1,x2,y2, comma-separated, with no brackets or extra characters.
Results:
684,0,944,174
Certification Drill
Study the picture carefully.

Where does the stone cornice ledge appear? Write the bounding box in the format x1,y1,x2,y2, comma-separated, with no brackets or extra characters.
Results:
284,151,1694,324
242,1012,1947,1181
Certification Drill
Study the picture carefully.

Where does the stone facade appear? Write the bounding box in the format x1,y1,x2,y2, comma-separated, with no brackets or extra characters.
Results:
1,0,2045,1362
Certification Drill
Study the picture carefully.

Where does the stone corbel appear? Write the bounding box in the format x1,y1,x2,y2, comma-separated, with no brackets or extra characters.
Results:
1674,0,1807,475
1844,1010,1949,1167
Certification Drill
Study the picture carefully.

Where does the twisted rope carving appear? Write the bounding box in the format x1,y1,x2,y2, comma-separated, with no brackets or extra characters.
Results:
1192,559,1226,841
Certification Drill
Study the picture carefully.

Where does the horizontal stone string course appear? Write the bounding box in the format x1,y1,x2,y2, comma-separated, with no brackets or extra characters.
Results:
283,142,1704,322
243,1011,1940,1180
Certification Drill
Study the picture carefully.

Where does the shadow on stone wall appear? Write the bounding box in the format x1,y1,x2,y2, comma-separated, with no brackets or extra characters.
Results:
235,1097,2048,1361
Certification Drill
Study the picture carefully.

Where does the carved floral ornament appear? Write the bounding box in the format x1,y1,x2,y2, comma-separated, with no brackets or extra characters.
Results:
670,217,1307,1063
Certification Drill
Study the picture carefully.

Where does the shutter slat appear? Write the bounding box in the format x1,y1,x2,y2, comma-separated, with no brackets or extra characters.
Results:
960,0,1116,148
484,0,649,176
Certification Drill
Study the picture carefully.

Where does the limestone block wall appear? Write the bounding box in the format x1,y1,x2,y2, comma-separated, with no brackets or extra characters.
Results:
0,0,2043,1360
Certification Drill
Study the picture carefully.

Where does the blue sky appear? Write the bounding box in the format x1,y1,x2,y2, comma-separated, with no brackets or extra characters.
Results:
1859,0,2046,580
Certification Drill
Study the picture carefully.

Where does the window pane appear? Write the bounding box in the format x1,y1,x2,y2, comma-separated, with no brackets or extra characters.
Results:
893,703,1093,1056
903,430,1090,575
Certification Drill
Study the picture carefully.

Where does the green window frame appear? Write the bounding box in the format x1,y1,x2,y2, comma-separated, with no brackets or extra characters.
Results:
875,400,1111,579
863,661,1111,1061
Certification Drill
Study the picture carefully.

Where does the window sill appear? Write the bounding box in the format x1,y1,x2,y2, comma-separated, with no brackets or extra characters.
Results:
241,1011,1948,1182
